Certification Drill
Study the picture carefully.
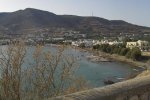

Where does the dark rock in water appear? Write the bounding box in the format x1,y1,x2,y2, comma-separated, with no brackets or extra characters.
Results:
103,76,119,85
104,80,115,85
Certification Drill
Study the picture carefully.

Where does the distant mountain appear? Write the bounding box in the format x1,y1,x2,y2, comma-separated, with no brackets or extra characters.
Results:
0,8,150,34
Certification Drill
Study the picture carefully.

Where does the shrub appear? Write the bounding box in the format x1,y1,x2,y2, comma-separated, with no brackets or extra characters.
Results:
130,47,141,60
126,50,132,58
125,48,141,60
79,43,85,48
120,48,130,56
93,44,100,50
0,41,88,100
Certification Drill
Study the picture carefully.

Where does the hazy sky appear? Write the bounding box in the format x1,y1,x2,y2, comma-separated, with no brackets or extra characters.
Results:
0,0,150,27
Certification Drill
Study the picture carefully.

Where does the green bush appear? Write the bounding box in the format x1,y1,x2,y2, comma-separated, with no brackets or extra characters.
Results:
112,47,119,54
93,44,142,61
120,48,130,56
93,44,100,50
130,48,141,60
125,48,141,60
126,50,132,58
79,43,85,48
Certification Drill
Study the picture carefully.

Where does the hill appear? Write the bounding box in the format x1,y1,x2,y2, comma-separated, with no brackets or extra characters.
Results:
0,8,150,35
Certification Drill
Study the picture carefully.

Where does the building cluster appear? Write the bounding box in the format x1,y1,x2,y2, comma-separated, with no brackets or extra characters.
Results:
70,39,150,52
24,30,86,43
63,31,86,38
0,30,149,52
126,40,150,51
70,39,123,47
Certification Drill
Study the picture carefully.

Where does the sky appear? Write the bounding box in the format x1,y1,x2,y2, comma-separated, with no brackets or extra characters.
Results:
0,0,150,27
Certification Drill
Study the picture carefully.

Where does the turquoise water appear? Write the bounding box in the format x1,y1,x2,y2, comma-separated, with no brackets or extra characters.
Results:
0,45,143,87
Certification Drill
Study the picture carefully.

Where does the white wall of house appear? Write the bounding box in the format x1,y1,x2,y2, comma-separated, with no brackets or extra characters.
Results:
126,40,150,51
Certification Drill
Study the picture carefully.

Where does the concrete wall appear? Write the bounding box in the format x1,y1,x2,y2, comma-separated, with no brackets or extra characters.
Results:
50,75,150,100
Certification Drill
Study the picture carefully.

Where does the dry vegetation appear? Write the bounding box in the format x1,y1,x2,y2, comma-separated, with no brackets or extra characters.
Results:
0,41,89,100
136,70,150,78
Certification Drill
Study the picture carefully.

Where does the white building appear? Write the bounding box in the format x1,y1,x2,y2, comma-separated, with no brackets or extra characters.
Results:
71,41,78,46
92,40,101,45
108,41,123,45
72,39,93,47
83,39,93,47
52,38,64,41
126,40,150,51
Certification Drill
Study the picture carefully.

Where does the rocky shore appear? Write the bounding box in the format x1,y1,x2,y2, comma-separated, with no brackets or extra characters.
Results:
70,46,149,79
82,47,148,70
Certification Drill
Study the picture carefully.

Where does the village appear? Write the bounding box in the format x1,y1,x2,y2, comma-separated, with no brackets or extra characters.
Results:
0,30,149,53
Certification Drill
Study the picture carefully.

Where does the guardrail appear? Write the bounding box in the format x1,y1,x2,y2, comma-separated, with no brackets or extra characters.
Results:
50,75,150,100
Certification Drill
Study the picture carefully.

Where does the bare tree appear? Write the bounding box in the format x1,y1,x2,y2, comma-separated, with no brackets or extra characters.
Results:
0,42,89,100
0,41,26,100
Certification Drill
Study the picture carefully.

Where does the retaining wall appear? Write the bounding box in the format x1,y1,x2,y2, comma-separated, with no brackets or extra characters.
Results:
50,75,150,100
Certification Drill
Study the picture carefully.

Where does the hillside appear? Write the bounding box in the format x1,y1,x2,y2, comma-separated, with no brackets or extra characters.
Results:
0,8,150,34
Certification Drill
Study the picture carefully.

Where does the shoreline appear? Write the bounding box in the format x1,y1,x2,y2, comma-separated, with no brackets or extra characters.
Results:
69,46,148,78
48,44,148,70
49,44,148,79
78,47,147,69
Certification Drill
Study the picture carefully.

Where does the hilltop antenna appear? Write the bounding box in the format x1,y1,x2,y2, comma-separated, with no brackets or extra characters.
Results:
92,11,93,17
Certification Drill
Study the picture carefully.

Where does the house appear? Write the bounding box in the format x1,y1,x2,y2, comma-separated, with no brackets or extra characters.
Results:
71,39,93,47
52,38,64,41
93,40,101,45
83,39,93,47
126,40,150,51
108,41,123,45
94,40,123,46
72,41,79,46
137,40,150,51
64,32,74,37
